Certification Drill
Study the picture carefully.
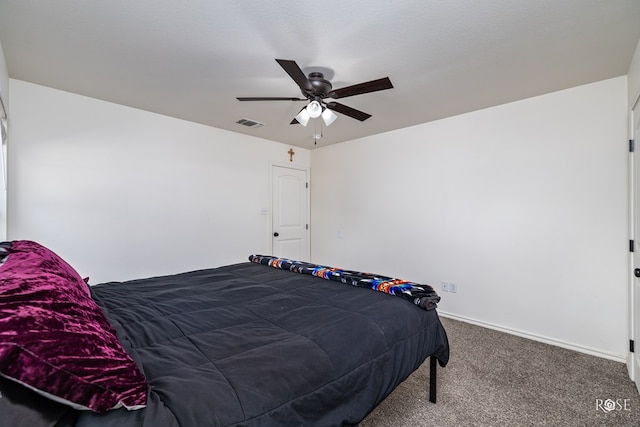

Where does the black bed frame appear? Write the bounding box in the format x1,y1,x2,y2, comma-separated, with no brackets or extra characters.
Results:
429,356,438,403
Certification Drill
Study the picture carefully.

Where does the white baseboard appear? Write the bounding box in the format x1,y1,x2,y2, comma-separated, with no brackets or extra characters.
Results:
438,311,627,363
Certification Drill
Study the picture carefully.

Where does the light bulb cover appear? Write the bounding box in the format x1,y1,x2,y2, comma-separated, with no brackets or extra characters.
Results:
306,100,322,118
295,108,310,126
321,108,337,126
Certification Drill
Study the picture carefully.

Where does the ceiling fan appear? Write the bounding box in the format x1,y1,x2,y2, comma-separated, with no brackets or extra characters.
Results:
237,59,393,126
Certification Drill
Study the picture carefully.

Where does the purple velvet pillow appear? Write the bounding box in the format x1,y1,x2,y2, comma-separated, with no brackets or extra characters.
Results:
0,240,147,413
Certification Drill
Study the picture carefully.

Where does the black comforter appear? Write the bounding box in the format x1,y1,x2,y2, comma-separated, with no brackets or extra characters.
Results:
74,261,449,426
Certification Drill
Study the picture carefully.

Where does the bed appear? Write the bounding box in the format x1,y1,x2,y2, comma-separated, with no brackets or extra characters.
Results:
0,240,449,427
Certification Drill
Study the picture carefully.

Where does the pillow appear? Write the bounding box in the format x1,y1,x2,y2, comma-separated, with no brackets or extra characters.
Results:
0,240,148,413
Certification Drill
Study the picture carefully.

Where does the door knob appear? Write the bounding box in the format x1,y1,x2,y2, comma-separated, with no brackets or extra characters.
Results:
635,268,640,278
273,232,279,237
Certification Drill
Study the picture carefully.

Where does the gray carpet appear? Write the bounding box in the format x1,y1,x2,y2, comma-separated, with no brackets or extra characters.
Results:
360,316,640,426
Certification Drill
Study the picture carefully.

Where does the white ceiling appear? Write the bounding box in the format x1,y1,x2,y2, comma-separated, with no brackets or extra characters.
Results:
0,1,639,149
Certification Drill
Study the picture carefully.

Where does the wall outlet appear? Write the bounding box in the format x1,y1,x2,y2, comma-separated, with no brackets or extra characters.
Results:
441,281,449,292
449,282,457,293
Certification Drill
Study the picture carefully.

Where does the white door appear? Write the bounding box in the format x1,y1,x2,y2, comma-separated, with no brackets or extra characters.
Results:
271,165,309,261
633,97,640,393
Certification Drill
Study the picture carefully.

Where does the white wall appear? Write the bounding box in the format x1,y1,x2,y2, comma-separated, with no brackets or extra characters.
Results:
311,76,628,360
8,80,309,284
6,63,630,361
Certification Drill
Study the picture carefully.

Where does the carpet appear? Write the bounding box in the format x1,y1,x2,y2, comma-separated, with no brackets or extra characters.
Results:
360,317,640,426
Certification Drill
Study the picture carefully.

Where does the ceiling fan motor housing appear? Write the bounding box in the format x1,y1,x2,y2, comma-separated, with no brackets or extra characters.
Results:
307,72,332,98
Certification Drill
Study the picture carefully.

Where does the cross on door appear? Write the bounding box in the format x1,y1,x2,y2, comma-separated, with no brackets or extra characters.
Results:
288,148,295,162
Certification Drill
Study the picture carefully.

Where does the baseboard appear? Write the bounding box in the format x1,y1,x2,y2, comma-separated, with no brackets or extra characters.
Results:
438,311,627,363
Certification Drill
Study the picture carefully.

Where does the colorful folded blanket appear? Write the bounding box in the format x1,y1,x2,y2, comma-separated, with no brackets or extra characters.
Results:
249,255,440,310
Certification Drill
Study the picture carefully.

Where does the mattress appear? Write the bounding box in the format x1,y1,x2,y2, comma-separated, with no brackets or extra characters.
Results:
75,261,449,426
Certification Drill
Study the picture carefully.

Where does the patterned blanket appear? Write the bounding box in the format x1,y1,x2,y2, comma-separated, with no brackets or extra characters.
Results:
249,255,440,310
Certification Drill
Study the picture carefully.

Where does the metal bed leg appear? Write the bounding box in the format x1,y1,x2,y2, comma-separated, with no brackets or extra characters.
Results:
429,356,437,403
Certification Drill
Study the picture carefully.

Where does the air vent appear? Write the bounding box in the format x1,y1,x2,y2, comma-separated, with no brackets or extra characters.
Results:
236,118,264,128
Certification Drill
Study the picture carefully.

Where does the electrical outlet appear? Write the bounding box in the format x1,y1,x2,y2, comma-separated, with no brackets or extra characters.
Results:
441,281,449,292
449,282,457,293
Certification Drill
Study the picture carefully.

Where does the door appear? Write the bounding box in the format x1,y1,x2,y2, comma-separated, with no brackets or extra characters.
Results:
633,96,640,393
271,165,309,261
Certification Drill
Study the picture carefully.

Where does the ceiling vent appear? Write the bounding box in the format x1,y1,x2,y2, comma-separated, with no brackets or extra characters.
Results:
236,118,264,128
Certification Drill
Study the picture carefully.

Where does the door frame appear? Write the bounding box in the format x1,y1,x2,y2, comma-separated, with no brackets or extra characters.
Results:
268,161,310,259
630,93,640,385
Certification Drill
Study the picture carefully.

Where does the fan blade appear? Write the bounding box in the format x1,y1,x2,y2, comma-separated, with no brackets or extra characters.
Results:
275,59,313,93
237,97,306,101
328,77,393,99
326,102,372,121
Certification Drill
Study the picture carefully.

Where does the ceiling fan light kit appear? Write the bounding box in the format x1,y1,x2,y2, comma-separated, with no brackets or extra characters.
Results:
295,101,338,127
237,59,393,131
